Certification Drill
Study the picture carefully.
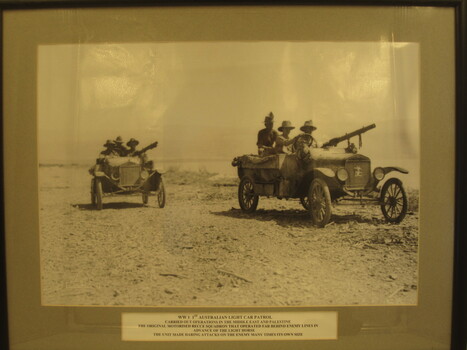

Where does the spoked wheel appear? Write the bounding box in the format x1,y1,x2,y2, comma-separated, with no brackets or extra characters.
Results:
238,176,259,212
308,178,332,227
380,178,408,223
300,196,310,210
157,179,166,208
94,178,103,210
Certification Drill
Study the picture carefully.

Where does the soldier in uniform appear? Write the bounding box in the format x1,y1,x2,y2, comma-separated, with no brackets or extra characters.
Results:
297,120,318,147
274,121,299,154
295,120,319,160
100,140,119,156
113,136,128,156
257,112,278,156
125,138,140,156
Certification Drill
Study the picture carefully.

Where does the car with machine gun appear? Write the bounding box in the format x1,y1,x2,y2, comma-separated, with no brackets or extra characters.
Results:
89,141,165,210
232,124,409,227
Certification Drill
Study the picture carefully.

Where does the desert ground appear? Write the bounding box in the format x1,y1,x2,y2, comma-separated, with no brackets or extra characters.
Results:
39,165,419,307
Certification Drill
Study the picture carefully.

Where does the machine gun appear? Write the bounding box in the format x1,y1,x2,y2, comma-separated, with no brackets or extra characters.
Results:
133,141,158,156
322,124,376,148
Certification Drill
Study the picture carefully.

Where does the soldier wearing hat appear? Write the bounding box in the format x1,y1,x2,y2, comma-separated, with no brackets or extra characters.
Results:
100,140,119,156
113,136,129,156
297,120,318,147
274,121,299,154
295,120,319,160
124,138,140,156
257,112,279,156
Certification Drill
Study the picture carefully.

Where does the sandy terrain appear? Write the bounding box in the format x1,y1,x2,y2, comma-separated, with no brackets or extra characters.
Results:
39,165,418,307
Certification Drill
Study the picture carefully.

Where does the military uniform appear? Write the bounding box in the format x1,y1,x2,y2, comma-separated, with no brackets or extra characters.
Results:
257,112,278,156
124,138,140,156
274,121,296,154
257,128,278,149
113,136,128,156
274,135,295,154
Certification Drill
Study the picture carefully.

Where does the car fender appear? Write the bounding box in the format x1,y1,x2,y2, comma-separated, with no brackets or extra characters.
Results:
383,166,409,175
313,167,335,178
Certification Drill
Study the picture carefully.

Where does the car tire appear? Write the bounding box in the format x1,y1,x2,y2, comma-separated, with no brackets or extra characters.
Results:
380,178,408,223
238,175,259,212
157,179,166,208
95,178,103,210
308,178,332,227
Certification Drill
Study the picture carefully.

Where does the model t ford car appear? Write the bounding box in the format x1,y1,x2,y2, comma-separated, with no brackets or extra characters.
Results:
232,124,409,227
89,140,165,210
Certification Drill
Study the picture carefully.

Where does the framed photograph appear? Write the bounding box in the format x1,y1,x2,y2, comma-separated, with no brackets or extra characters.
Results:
2,1,466,349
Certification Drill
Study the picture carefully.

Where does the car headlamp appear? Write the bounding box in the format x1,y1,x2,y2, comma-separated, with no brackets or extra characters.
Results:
140,170,149,179
110,168,120,181
373,167,385,181
336,168,349,181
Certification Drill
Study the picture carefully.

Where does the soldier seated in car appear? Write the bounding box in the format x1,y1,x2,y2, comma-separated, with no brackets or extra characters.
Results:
100,140,119,157
113,136,129,156
124,138,140,156
294,120,319,160
274,120,299,154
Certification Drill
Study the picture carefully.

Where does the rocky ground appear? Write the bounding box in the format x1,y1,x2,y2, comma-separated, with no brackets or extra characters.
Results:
39,165,419,307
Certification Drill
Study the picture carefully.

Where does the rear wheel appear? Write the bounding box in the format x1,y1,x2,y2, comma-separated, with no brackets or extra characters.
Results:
95,178,103,210
380,178,408,223
238,176,259,212
157,179,166,208
308,178,332,227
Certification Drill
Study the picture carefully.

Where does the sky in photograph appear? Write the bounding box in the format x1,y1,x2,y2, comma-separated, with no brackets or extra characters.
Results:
38,41,419,187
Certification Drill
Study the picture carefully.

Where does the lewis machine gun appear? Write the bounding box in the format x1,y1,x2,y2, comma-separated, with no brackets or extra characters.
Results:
322,123,376,150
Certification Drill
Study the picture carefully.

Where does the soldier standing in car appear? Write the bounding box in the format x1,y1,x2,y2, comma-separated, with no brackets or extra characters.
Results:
297,120,318,147
257,112,278,156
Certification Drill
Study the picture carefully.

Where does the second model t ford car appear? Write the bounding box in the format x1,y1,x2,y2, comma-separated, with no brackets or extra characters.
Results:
89,141,165,210
232,124,409,227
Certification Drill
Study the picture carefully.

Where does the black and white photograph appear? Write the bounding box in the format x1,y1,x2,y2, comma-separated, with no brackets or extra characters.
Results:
38,41,420,307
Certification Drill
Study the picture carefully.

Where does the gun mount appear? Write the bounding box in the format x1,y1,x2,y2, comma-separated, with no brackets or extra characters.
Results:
322,124,376,148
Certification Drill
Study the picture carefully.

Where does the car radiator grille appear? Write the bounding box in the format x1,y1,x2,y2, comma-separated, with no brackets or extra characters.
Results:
119,166,140,186
346,160,370,189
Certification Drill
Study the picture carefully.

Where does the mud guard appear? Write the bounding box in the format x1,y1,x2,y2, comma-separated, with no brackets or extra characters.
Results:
383,166,409,175
313,167,335,178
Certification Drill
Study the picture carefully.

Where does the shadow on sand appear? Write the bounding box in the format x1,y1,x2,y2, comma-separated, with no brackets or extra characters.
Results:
211,208,378,227
73,202,144,211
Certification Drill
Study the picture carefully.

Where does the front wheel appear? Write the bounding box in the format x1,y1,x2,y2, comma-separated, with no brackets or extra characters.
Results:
238,176,259,212
94,178,103,210
380,178,408,223
157,179,166,208
308,178,332,227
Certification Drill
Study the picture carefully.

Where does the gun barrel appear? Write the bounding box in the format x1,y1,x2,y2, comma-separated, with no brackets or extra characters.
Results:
323,123,376,147
135,141,158,156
